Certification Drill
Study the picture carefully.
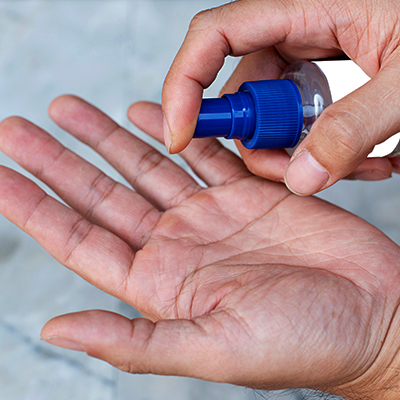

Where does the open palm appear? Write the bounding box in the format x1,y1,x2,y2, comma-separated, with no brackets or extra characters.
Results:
0,96,399,398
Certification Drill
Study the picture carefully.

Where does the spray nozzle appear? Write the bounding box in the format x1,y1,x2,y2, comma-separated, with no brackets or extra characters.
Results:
193,60,333,149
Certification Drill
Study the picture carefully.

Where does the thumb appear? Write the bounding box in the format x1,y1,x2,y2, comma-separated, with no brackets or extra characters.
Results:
162,1,293,154
285,59,400,195
40,310,232,381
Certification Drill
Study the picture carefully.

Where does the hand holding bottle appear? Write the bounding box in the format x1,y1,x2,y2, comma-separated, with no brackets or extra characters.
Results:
162,0,400,195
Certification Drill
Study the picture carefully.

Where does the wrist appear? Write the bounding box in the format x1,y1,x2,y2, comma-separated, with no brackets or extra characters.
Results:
331,310,400,400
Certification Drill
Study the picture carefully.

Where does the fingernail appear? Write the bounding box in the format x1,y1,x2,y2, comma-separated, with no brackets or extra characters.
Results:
163,115,172,153
285,151,329,195
42,336,85,352
353,170,391,181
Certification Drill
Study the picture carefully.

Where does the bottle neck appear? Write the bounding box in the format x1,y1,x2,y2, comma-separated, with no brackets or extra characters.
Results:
223,92,256,141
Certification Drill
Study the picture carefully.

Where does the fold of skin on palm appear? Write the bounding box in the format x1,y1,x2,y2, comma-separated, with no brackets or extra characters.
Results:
0,96,400,398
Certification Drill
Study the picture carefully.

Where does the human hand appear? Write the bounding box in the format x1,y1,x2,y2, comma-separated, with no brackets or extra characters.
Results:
162,0,400,195
1,96,400,399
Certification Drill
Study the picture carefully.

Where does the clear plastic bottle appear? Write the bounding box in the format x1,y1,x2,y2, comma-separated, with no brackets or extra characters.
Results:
280,60,332,146
193,60,333,149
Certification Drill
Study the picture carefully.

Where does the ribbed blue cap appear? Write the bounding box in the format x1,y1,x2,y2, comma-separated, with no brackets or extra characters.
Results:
238,79,303,149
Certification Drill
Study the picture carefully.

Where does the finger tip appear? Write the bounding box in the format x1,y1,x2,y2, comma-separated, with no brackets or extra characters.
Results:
127,102,139,116
40,312,94,351
40,317,64,344
284,151,330,196
0,116,32,146
0,115,23,129
127,102,141,124
41,315,87,353
48,94,80,120
169,121,199,155
128,102,162,124
168,135,190,154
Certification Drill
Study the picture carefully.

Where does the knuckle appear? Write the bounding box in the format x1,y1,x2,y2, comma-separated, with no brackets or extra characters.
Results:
106,320,157,375
315,108,371,162
192,140,222,168
167,182,200,209
189,9,215,31
114,361,136,374
136,148,164,176
84,172,117,219
63,216,92,264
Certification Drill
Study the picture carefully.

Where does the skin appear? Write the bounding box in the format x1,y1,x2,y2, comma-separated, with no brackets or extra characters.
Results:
0,96,400,398
162,0,400,195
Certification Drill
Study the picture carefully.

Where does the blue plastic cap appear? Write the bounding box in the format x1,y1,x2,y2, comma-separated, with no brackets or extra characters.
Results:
194,97,232,138
193,78,304,149
238,79,303,149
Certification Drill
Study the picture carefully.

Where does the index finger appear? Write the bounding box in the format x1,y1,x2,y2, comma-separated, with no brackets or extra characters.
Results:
161,0,293,154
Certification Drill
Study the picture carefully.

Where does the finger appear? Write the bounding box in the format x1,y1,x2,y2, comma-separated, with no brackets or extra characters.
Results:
41,311,220,380
389,156,400,174
128,101,252,186
239,146,393,183
0,117,159,251
41,310,259,385
219,47,288,94
285,55,400,195
345,157,392,181
48,95,200,210
41,307,352,390
0,166,133,298
236,143,290,183
162,1,341,154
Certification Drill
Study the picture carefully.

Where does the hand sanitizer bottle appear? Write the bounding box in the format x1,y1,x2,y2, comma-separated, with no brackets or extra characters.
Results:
193,60,333,149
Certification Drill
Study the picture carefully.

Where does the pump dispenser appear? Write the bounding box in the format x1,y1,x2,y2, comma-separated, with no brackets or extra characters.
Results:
193,60,333,149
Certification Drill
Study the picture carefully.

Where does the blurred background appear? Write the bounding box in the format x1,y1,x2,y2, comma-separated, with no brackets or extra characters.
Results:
0,1,399,399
